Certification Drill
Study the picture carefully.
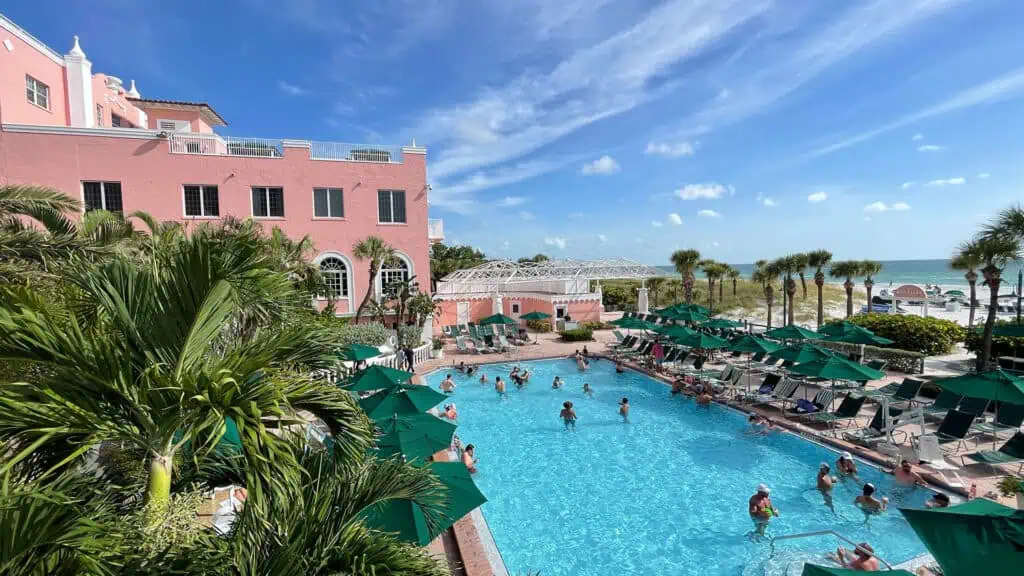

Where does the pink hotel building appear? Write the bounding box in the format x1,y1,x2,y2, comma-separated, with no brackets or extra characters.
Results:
0,13,444,318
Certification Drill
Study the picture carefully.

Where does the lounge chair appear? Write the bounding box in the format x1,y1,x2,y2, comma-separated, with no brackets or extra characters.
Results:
929,409,978,451
919,389,964,420
844,405,906,446
749,352,766,363
788,389,835,416
960,431,1024,474
804,394,867,431
972,402,1024,437
612,335,637,350
865,359,888,372
739,374,779,403
455,336,470,354
497,334,513,352
472,336,495,354
612,330,625,343
729,350,742,358
886,377,925,405
753,378,799,407
956,396,991,418
917,435,966,488
442,325,454,338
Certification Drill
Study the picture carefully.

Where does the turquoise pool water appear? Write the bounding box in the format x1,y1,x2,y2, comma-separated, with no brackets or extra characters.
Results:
425,358,935,576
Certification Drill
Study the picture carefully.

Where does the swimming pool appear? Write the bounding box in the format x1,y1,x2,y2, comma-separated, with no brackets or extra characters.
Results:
425,358,935,576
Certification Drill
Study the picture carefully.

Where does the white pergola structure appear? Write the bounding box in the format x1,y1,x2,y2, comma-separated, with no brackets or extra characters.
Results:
435,258,668,295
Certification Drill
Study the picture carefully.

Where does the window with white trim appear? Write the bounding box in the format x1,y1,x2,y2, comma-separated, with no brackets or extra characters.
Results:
82,181,123,213
313,187,343,218
320,257,349,298
380,256,410,297
26,75,49,109
511,302,521,314
251,186,284,217
377,190,406,223
184,185,219,217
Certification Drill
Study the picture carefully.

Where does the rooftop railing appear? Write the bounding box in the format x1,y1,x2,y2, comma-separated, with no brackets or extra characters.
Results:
168,133,403,163
310,141,402,163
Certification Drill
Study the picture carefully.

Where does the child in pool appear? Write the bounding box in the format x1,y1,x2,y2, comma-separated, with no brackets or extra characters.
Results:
583,383,593,398
479,373,489,384
552,376,563,389
619,397,630,422
559,401,577,431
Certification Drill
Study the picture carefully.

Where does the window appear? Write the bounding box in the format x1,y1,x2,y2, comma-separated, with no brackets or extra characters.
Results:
26,75,49,109
319,257,349,298
380,256,410,297
111,113,130,128
511,302,521,314
251,187,284,217
82,181,123,213
183,185,219,217
377,190,406,224
96,104,103,127
313,187,344,218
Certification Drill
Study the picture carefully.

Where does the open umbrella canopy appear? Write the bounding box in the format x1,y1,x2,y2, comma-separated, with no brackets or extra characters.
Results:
945,290,966,297
519,311,551,321
675,332,730,350
374,413,457,461
934,369,1024,406
342,365,414,392
788,355,885,381
338,343,382,362
364,461,487,546
900,499,1024,576
821,328,894,346
478,313,518,326
764,324,821,341
817,321,866,336
728,334,781,354
611,317,658,330
984,323,1024,338
653,324,696,339
801,564,913,576
662,309,710,324
700,318,744,330
358,386,448,419
656,302,713,316
768,343,835,364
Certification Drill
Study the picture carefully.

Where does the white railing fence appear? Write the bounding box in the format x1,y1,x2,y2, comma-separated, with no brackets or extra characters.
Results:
315,342,430,385
169,133,284,158
309,141,402,163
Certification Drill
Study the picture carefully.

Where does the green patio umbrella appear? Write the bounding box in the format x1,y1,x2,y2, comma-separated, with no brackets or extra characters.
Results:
675,332,730,350
900,499,1024,576
358,386,448,419
728,334,781,355
945,290,966,297
478,313,518,325
338,343,382,362
700,318,744,330
655,303,712,316
768,343,835,364
611,316,658,331
662,308,710,324
990,323,1024,338
652,324,696,339
821,328,894,346
788,355,885,382
801,564,912,576
934,369,1024,447
342,365,414,392
817,320,864,336
364,461,487,546
764,324,821,341
519,311,551,321
374,413,457,461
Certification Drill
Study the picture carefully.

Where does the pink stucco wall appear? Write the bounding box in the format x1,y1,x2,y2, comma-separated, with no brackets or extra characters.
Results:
0,29,68,126
434,295,601,332
565,300,601,322
142,107,212,133
92,74,145,128
0,129,430,315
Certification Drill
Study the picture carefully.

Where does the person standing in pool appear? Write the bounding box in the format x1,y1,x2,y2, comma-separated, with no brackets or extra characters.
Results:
467,365,476,377
748,484,778,536
893,459,926,487
495,376,506,399
552,376,563,389
619,397,630,422
925,493,950,508
817,463,837,509
479,372,489,384
583,383,594,398
837,452,859,477
440,374,456,394
462,444,478,474
827,542,880,571
854,483,888,513
560,401,577,431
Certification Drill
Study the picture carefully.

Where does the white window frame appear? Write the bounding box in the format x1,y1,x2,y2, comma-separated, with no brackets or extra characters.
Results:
26,75,49,110
377,189,407,224
318,256,350,299
510,301,521,315
554,304,568,319
313,252,355,314
375,251,414,299
182,184,220,218
312,187,344,219
81,181,123,213
251,186,285,219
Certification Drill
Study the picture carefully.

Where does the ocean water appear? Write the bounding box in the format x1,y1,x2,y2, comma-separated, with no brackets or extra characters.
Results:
425,359,934,576
658,259,1024,289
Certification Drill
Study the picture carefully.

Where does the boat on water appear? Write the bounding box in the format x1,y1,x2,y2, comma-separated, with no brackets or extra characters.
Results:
877,284,949,306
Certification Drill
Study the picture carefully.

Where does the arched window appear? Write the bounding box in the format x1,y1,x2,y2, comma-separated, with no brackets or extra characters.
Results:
379,256,410,297
320,256,349,298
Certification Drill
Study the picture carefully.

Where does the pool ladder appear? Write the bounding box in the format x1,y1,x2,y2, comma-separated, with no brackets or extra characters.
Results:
769,530,895,570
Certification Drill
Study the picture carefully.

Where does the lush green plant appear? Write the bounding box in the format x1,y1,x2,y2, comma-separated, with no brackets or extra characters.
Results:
526,319,552,332
601,284,633,310
996,475,1024,497
406,292,439,327
352,236,396,323
431,336,444,350
964,320,1024,358
429,243,487,291
817,341,925,374
579,321,612,331
836,314,966,356
333,322,392,346
561,328,593,342
397,324,423,348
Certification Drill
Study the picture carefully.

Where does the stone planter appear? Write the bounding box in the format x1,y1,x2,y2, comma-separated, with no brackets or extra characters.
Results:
430,348,444,360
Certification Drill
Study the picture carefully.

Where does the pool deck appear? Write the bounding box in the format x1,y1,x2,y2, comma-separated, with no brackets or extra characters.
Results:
412,327,1019,575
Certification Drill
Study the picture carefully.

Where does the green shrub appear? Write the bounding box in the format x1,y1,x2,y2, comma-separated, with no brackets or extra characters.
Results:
526,319,552,332
334,322,392,346
818,341,925,374
397,324,422,348
831,314,966,356
965,320,1024,358
580,321,612,331
561,328,593,342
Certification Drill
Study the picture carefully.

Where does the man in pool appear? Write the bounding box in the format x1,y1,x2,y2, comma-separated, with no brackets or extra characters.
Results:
456,361,466,373
894,459,926,487
479,372,489,384
837,452,859,477
552,376,563,389
748,483,778,536
462,444,478,474
616,361,625,374
467,365,477,377
619,397,630,422
854,483,888,513
560,401,577,431
925,492,950,508
495,376,506,399
671,379,685,395
817,463,837,508
440,374,456,394
583,383,593,398
827,542,880,571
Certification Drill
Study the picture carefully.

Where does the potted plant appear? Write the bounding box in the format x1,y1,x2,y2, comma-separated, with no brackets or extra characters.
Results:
430,336,445,360
996,476,1024,509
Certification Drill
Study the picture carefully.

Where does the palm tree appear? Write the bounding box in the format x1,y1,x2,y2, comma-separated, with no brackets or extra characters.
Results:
860,260,883,315
0,184,79,235
950,243,983,328
352,236,396,323
700,259,717,309
830,260,862,318
807,250,832,328
647,277,665,307
670,249,701,304
0,232,372,507
792,253,810,300
728,267,741,296
964,235,1021,369
751,260,781,328
776,256,799,326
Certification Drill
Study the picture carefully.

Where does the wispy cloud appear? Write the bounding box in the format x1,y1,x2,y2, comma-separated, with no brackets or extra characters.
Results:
807,191,828,203
430,157,574,213
756,192,776,207
864,201,913,214
901,181,917,190
912,133,924,141
278,80,307,96
917,144,943,152
927,177,965,187
645,141,696,158
568,212,586,219
651,221,665,228
698,209,721,218
667,213,683,226
544,236,567,249
675,183,728,200
519,210,535,220
892,201,912,211
580,155,620,175
977,172,991,179
597,234,607,244
499,196,527,206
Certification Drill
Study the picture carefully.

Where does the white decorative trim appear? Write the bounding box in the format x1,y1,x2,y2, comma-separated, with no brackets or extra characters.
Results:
400,145,427,155
313,251,355,313
1,123,162,139
432,291,602,302
282,139,311,148
0,14,65,65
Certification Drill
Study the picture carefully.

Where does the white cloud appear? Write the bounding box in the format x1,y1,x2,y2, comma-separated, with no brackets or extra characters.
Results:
430,158,572,214
667,213,683,226
597,234,607,244
762,197,776,207
917,144,943,152
675,183,727,200
502,241,510,249
863,201,889,213
927,177,966,187
499,196,527,206
278,80,307,96
645,141,696,158
863,216,872,222
580,155,621,175
543,236,566,250
978,172,991,179
912,133,924,141
901,181,917,190
698,209,721,218
711,240,720,247
519,210,535,220
651,221,665,228
807,191,828,203
568,212,586,219
892,201,912,211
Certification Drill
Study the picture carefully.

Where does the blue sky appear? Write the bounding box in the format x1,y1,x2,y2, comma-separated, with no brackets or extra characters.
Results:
8,0,1024,264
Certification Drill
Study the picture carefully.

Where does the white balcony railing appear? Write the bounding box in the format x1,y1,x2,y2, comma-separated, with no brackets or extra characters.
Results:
168,133,284,158
309,141,402,163
428,219,444,243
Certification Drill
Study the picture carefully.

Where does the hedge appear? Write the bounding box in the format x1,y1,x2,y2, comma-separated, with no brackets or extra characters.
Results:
580,321,614,331
334,322,392,346
561,328,594,342
818,341,925,374
527,319,552,332
833,314,965,356
964,320,1024,358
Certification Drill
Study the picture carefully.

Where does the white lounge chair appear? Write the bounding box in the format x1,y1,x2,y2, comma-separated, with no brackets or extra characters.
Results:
916,434,965,489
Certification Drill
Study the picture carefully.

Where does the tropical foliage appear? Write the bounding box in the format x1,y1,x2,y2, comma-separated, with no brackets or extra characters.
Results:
560,328,594,342
829,260,862,318
429,243,487,291
352,236,396,323
836,314,966,356
670,249,701,304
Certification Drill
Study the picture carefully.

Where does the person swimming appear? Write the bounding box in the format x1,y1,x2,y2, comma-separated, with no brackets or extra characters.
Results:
925,492,950,508
466,365,476,376
462,444,478,474
443,403,458,420
837,452,859,477
827,542,880,572
440,374,456,394
560,401,577,431
456,361,467,373
479,373,489,384
552,376,563,389
748,483,778,536
854,483,888,513
894,459,926,487
619,397,630,422
671,379,685,395
495,376,506,398
583,383,593,398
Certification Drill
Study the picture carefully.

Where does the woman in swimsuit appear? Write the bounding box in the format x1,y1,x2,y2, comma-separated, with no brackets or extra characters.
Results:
559,401,577,431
